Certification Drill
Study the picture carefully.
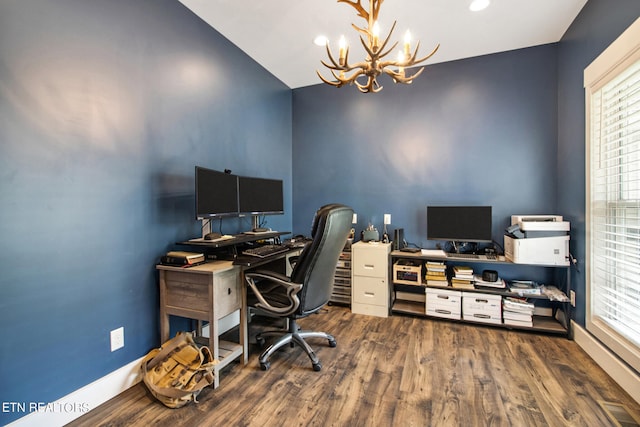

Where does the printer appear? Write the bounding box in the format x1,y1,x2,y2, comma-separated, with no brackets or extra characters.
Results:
504,215,570,266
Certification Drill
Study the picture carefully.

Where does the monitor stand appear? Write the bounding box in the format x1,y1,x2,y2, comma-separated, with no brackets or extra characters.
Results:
450,241,478,254
242,215,272,234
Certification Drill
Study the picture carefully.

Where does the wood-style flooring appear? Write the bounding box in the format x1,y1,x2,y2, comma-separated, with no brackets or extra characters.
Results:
68,305,640,426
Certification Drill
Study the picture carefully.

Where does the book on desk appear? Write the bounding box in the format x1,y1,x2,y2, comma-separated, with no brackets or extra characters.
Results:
161,251,205,267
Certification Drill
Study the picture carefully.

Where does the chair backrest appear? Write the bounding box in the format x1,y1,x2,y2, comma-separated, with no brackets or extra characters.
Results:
290,204,354,315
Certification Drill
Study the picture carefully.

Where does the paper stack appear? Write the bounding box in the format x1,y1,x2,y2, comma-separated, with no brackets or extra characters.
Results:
509,280,542,295
502,297,535,327
473,274,506,289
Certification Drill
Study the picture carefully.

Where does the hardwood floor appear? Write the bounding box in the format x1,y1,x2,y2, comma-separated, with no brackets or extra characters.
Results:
68,305,640,426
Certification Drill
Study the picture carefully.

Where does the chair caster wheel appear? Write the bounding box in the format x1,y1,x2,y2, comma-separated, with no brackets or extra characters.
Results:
260,361,270,371
328,339,337,348
312,363,322,372
256,336,265,347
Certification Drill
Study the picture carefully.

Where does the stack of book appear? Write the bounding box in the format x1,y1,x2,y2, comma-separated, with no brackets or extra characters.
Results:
502,297,535,327
451,265,475,289
425,261,448,287
161,251,205,267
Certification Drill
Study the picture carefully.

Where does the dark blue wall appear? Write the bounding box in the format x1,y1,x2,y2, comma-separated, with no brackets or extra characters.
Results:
0,0,291,424
292,45,559,248
557,1,640,325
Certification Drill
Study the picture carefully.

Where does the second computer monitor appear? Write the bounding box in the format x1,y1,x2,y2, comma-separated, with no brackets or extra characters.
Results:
238,176,284,215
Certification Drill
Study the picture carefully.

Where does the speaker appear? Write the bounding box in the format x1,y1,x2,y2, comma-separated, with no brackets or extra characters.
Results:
482,269,498,282
393,228,405,250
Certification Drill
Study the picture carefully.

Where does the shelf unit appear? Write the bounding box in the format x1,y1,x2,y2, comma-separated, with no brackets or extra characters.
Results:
331,245,352,306
390,250,572,337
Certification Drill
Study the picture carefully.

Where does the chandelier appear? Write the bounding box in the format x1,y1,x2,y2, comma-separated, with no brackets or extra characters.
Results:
317,0,439,93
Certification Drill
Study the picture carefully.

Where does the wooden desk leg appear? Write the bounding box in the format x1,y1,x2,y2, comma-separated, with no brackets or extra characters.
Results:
159,272,169,343
209,279,219,389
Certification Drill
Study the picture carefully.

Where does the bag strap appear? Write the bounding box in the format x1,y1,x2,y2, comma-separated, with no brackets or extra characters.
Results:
144,333,191,370
141,332,216,400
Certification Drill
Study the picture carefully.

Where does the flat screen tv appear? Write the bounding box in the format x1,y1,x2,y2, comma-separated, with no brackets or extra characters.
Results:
195,166,239,219
238,176,284,215
427,206,492,243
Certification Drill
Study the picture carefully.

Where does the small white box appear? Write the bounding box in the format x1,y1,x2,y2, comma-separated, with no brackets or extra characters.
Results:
426,288,462,320
462,293,502,324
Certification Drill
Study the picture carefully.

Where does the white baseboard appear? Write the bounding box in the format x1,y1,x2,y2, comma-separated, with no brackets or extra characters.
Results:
6,313,241,427
572,320,640,405
7,356,144,427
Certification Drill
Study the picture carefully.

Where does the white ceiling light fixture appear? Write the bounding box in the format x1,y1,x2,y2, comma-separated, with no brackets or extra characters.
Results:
316,0,439,93
470,0,490,12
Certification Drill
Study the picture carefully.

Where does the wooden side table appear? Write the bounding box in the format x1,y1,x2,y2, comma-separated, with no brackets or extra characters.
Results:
157,261,245,388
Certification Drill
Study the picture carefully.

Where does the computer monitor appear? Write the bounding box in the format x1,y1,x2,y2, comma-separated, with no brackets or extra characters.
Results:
427,206,492,243
238,176,284,215
195,166,239,219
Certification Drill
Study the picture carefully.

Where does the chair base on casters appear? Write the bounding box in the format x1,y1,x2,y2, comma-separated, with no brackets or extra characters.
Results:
256,318,336,371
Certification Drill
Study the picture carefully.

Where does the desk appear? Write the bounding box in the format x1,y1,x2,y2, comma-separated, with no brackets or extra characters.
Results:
177,231,291,250
157,246,302,386
157,261,244,388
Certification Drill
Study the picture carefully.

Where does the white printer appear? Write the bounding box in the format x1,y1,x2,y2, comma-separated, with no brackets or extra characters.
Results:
504,215,570,266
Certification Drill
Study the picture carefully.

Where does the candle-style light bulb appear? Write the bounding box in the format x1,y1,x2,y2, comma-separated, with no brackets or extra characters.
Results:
339,35,347,66
404,30,411,57
372,21,380,51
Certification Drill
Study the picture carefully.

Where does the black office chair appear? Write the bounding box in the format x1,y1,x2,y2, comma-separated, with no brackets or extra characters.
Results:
245,204,354,371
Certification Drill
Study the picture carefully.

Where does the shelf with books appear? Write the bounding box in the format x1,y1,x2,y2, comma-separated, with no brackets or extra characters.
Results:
390,250,572,338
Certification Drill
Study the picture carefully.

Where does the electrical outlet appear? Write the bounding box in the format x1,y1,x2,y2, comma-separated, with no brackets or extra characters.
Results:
570,290,576,307
384,214,391,225
110,327,124,352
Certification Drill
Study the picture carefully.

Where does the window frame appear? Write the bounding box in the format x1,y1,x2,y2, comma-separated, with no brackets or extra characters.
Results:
584,17,640,374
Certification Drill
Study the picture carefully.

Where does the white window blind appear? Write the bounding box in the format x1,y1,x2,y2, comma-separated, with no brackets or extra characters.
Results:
586,17,640,374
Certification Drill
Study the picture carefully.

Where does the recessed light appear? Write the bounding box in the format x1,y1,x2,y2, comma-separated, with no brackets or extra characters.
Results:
314,35,328,46
470,0,490,12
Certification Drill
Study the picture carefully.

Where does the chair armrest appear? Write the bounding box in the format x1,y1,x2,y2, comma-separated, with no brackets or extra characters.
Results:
245,270,303,316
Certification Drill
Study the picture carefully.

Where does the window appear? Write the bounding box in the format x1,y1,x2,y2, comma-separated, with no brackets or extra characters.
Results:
585,17,640,373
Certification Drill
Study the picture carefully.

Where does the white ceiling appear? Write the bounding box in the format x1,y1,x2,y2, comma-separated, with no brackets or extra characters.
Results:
178,0,588,89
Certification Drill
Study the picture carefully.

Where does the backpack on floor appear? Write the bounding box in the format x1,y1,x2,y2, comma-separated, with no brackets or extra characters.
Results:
141,332,218,408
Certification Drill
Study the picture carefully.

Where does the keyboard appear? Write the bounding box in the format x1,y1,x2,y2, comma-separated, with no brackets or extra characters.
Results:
242,244,290,258
446,253,498,260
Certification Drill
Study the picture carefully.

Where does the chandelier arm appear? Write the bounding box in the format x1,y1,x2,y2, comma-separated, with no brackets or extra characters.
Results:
358,35,379,61
351,23,369,38
334,68,367,87
338,0,370,21
408,43,440,66
384,67,421,84
376,21,397,56
405,67,425,80
323,43,342,68
320,60,344,71
355,77,373,93
377,41,399,62
368,0,383,23
317,71,343,87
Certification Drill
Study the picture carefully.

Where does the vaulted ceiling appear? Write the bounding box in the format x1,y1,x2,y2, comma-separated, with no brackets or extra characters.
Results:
179,0,588,89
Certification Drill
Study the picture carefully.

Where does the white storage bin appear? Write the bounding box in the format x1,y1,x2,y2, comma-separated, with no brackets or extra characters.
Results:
426,288,462,320
462,292,502,324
